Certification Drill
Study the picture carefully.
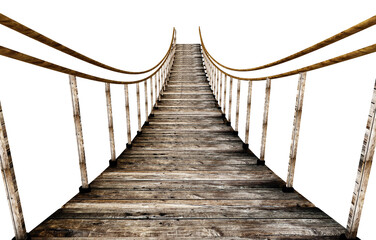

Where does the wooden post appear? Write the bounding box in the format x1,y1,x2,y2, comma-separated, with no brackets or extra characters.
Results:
69,75,90,192
219,72,223,111
228,77,233,125
124,84,132,147
0,102,27,240
244,80,253,148
235,79,241,133
155,73,158,107
105,83,116,166
213,69,217,100
285,72,307,191
223,74,227,117
259,78,271,164
136,83,141,134
150,76,154,109
345,79,376,239
144,80,149,124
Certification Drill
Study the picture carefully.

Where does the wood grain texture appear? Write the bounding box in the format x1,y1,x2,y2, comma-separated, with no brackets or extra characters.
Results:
136,83,141,132
260,78,271,161
105,83,116,161
69,75,89,189
0,102,27,239
29,45,345,239
245,80,252,144
346,79,376,238
235,79,241,132
144,80,149,123
286,72,306,188
228,77,233,123
124,84,132,145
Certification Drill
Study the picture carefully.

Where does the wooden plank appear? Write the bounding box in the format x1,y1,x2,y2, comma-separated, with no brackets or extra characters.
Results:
105,83,116,161
0,102,27,240
346,78,376,239
69,75,89,189
286,72,306,188
228,77,233,123
260,78,271,161
223,74,227,116
30,219,344,238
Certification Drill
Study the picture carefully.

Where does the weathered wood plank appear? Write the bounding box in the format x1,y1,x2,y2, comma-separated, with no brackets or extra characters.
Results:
105,83,116,162
260,78,271,161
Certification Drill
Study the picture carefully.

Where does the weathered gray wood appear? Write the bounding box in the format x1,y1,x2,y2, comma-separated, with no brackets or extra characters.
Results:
0,102,27,240
235,79,241,132
150,77,154,109
286,72,306,188
244,80,253,145
228,77,233,123
155,73,159,106
69,75,89,189
105,83,116,162
29,45,345,239
124,84,132,145
144,80,149,123
136,83,141,132
260,78,271,161
219,71,223,111
223,74,227,116
346,79,376,239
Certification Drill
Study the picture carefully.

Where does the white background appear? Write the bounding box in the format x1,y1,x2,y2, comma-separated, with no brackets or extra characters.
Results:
0,0,376,239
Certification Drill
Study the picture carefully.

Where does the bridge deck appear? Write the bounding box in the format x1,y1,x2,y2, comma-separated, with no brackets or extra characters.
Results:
30,44,346,239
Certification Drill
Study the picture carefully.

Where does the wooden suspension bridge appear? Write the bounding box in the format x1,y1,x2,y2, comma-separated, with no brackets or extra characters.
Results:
0,13,375,239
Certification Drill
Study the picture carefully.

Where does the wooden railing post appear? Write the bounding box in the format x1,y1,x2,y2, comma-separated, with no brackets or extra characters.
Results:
105,83,116,167
259,78,271,165
219,72,223,110
213,69,217,100
235,79,241,134
124,84,132,148
150,76,154,110
223,73,227,118
244,80,253,149
228,77,233,126
69,75,90,192
144,80,149,124
284,72,307,192
136,83,141,135
344,79,376,240
0,102,28,240
155,74,158,107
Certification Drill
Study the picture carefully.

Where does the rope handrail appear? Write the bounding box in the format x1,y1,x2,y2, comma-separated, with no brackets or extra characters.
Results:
201,36,376,81
0,29,175,85
0,13,175,75
199,15,376,72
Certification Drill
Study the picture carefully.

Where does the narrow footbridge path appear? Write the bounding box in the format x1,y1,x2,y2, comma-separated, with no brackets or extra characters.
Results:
29,44,346,239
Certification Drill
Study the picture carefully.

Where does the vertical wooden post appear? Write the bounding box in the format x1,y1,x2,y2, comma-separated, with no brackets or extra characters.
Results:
219,72,223,110
344,79,376,239
105,83,116,166
69,75,90,192
155,73,159,107
285,72,306,191
150,76,154,109
213,69,217,100
216,69,220,101
136,83,141,134
124,84,132,148
244,80,253,148
259,78,271,165
0,102,27,240
223,74,227,117
235,79,241,133
228,77,233,125
144,80,149,124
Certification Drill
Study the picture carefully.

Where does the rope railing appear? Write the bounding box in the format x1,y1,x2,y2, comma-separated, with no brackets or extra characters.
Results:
0,19,176,240
200,24,375,240
0,13,175,74
199,15,376,72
